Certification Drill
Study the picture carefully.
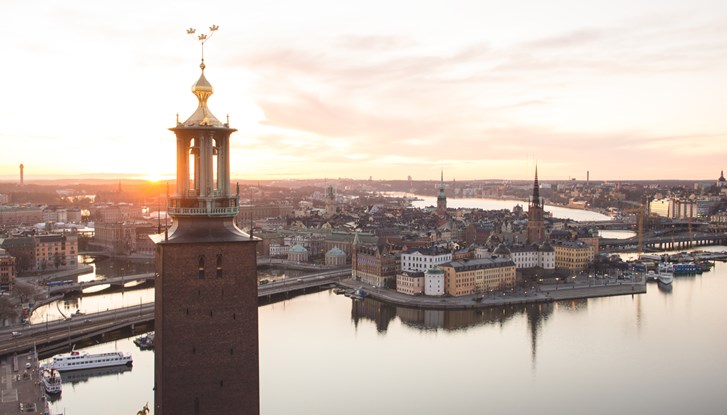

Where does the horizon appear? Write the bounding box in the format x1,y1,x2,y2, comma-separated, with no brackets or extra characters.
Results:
2,0,727,181
0,175,719,186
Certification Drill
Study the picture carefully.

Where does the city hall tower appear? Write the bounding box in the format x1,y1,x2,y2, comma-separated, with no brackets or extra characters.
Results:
151,27,259,415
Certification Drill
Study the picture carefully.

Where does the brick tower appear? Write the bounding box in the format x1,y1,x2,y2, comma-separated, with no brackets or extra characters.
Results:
527,166,545,244
436,170,447,216
151,27,259,415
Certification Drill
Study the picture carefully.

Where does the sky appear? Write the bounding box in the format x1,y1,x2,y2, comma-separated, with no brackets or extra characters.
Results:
1,0,727,182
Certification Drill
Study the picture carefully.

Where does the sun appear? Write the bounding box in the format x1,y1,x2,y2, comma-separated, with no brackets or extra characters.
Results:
144,174,161,182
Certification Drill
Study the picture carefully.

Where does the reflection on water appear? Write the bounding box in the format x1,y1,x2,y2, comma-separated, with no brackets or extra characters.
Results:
46,246,727,415
62,365,133,385
351,297,563,367
657,280,673,294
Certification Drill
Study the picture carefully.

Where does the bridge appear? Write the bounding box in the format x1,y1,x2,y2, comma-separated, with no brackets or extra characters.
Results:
47,273,156,295
575,218,711,232
0,268,351,357
600,232,727,252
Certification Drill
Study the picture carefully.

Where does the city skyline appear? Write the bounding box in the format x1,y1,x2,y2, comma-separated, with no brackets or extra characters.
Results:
2,0,727,182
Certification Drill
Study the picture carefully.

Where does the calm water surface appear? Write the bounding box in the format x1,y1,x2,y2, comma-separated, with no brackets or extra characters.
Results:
47,247,727,414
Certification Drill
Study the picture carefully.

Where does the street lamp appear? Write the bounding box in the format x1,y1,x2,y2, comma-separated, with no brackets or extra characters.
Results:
555,277,559,290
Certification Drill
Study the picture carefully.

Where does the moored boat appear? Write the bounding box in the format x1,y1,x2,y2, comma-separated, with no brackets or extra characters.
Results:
657,263,674,285
133,332,154,350
672,262,701,275
46,349,132,372
41,368,62,395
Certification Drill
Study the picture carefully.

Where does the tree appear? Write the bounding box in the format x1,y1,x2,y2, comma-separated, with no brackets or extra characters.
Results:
0,297,18,323
12,284,38,304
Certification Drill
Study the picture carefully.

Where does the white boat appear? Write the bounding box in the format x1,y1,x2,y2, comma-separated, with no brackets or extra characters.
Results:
657,263,674,285
41,368,62,395
46,349,132,372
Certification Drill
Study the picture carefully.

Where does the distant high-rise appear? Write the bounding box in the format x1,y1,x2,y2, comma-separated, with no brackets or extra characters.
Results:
437,170,447,216
19,163,23,186
151,27,259,415
527,167,545,244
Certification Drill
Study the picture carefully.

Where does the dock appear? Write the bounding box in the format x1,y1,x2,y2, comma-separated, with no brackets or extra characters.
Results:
0,351,48,415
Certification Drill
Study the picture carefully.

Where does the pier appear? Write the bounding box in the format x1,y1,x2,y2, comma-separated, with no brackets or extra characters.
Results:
0,351,47,415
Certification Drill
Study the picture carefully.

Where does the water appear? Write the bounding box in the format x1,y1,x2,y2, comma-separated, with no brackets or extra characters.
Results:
258,253,727,415
31,256,155,324
45,246,727,414
410,196,612,222
599,229,636,239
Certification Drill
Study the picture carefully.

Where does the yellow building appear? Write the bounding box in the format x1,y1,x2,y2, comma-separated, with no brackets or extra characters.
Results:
440,258,516,297
396,271,424,295
553,240,594,271
34,233,78,272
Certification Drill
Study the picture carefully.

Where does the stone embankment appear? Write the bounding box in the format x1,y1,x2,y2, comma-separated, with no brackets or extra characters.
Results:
338,278,646,310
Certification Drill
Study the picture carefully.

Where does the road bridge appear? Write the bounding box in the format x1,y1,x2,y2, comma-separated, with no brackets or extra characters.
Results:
600,232,727,252
47,272,156,295
1,268,351,357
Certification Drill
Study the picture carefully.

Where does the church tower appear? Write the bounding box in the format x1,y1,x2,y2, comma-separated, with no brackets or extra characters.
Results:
325,185,336,217
527,167,545,244
436,170,447,216
151,27,259,415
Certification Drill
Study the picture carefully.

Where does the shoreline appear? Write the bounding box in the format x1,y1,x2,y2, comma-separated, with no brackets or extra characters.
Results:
338,278,647,310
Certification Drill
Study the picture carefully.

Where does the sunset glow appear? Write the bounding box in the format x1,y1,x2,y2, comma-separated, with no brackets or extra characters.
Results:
1,0,727,181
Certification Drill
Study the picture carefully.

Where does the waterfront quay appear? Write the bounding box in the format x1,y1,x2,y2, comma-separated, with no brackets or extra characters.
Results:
339,276,647,310
0,351,46,415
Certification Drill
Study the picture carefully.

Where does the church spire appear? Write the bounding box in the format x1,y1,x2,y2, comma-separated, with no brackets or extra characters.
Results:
531,166,541,207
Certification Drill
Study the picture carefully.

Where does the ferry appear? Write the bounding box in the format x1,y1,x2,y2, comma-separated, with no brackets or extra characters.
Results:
41,368,62,395
46,350,132,372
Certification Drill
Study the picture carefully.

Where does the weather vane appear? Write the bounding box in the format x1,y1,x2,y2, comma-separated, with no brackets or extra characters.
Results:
186,25,219,70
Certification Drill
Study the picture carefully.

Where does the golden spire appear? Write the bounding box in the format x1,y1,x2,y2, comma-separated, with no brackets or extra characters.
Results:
183,25,222,127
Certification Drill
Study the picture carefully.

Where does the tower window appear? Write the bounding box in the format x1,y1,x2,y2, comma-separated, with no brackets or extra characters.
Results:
198,255,205,279
216,254,223,278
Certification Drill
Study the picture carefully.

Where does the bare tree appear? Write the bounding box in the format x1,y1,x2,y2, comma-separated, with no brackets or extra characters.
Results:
12,284,39,303
0,297,18,323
